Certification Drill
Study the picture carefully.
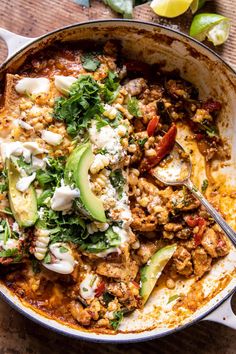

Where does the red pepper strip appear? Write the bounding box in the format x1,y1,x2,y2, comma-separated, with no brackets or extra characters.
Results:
185,216,207,246
140,124,177,172
95,281,105,297
131,280,140,288
202,100,222,113
185,216,199,227
147,116,159,137
194,218,207,246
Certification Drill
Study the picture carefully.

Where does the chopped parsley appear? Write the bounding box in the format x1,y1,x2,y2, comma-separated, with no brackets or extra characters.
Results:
127,97,141,117
81,53,100,72
109,169,125,199
110,311,124,330
103,292,114,305
167,294,180,304
79,227,120,253
59,246,68,253
37,190,52,207
201,179,209,193
0,248,19,258
102,71,120,103
96,116,109,131
44,252,51,264
137,138,148,147
53,75,104,136
36,157,65,188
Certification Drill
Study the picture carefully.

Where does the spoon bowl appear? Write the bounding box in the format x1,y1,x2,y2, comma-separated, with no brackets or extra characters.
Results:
151,140,236,247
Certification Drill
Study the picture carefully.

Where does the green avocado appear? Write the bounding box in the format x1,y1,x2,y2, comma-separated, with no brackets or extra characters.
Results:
6,158,38,227
140,244,177,305
65,144,88,184
75,144,106,222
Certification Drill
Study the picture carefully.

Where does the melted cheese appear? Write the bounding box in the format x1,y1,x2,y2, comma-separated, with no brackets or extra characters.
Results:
15,77,50,95
51,185,80,212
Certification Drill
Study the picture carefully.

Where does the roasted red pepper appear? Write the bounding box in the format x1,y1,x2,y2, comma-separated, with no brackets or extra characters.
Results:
140,124,177,172
147,116,159,136
95,281,105,297
202,99,222,113
185,216,207,246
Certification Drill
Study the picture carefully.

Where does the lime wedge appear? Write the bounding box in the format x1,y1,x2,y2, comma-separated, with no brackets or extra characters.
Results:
150,0,193,18
190,0,206,14
190,13,231,45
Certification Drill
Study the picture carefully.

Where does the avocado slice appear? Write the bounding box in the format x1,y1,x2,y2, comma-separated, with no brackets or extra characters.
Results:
74,144,106,223
64,144,88,184
140,244,177,305
6,158,38,227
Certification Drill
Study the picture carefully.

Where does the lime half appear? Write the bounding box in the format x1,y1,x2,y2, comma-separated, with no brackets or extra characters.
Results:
190,13,231,45
190,0,206,14
150,0,193,18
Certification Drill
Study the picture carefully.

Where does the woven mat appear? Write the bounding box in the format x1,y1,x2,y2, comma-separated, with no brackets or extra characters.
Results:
0,1,235,353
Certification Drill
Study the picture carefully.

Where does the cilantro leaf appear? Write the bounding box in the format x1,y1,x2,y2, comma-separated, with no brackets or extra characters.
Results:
54,75,104,136
81,53,100,72
96,116,109,131
79,227,120,253
201,179,209,193
127,97,141,117
109,169,125,199
167,294,180,304
37,190,52,207
110,311,124,330
44,252,51,264
102,71,120,103
0,248,18,258
59,246,68,253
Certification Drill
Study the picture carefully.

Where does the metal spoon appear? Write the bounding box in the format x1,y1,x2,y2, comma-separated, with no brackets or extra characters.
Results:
151,142,236,246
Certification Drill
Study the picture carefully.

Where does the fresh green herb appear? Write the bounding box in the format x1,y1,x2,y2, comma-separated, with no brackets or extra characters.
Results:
96,116,109,131
110,311,124,330
36,157,65,188
109,169,125,199
81,53,100,72
44,252,51,264
201,179,209,193
103,292,114,305
102,71,120,103
59,246,68,253
127,97,141,117
32,259,41,274
37,190,52,207
200,122,219,138
0,248,18,258
4,220,11,245
80,227,120,253
54,75,104,136
137,138,148,147
3,208,13,216
82,287,88,292
167,294,180,304
96,148,108,155
0,182,7,193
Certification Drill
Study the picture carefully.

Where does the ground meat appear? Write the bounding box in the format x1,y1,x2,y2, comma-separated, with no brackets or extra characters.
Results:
201,228,229,258
96,256,138,282
135,241,158,265
70,301,92,326
165,79,196,100
164,223,182,232
173,246,193,277
192,247,212,278
124,78,147,96
176,227,192,239
131,206,158,232
140,84,164,104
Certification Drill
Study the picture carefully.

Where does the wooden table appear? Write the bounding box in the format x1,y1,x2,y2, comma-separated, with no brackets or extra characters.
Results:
0,1,235,353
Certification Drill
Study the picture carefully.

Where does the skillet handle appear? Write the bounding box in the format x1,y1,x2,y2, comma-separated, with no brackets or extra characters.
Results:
202,293,236,330
0,28,35,61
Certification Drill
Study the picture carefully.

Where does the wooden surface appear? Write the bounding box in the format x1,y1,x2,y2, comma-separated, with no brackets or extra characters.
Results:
0,1,236,353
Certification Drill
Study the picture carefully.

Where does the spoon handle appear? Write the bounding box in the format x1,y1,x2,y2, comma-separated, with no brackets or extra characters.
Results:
184,179,236,247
